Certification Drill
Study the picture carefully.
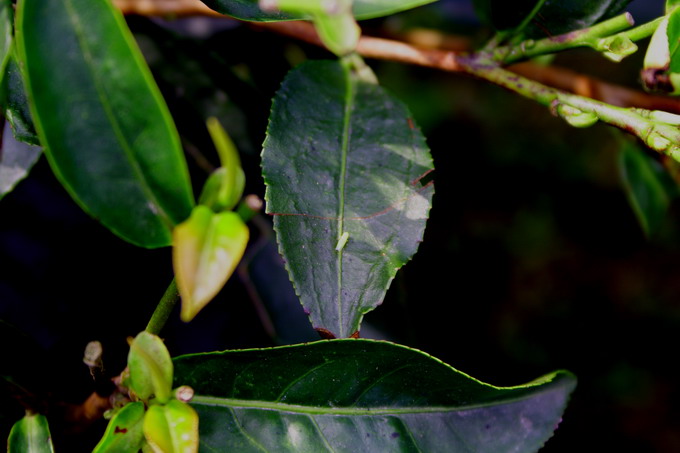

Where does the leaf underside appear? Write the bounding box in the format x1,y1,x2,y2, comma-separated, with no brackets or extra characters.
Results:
0,121,41,200
174,339,576,453
473,0,632,38
16,0,194,247
262,60,434,338
199,0,437,22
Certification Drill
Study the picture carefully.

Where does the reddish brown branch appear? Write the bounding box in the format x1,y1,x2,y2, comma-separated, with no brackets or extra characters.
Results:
113,0,680,113
113,0,223,17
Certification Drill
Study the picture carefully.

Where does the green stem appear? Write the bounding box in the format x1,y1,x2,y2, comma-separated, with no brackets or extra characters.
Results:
146,278,179,335
460,59,680,158
618,15,664,42
494,12,655,64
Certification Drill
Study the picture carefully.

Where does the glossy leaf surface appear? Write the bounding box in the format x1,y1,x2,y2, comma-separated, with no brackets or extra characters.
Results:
262,60,433,338
619,142,676,237
200,0,437,21
128,332,173,404
173,206,249,322
92,402,146,453
144,399,199,453
7,414,54,453
473,0,631,38
16,0,194,247
174,339,576,452
0,121,41,200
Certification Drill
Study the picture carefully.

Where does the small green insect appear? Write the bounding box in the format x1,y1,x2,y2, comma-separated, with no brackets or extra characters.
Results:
335,231,349,251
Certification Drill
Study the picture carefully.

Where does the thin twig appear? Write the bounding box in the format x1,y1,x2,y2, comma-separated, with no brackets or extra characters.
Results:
113,0,679,113
113,0,223,17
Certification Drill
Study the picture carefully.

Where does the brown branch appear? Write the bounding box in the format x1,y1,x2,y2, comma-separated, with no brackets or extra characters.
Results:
113,0,223,17
113,0,680,113
257,21,463,71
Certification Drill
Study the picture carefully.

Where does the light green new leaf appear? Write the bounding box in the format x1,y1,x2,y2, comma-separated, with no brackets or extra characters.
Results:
174,206,249,322
144,400,199,453
201,118,245,212
174,339,576,452
312,10,361,56
0,122,41,200
128,332,173,404
7,414,55,453
15,0,194,248
200,0,437,21
93,402,146,453
619,141,677,237
262,60,434,338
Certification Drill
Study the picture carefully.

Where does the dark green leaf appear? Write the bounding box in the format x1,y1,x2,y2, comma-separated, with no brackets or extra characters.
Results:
472,0,543,33
92,402,146,453
668,0,680,14
200,0,437,21
474,0,632,38
174,339,576,452
0,0,11,82
15,0,194,248
525,0,632,38
619,141,677,237
7,413,54,453
0,121,41,200
3,54,39,146
262,60,433,338
128,332,173,404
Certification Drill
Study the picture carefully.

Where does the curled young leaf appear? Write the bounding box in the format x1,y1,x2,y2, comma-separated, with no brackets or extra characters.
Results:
201,118,245,212
93,402,146,453
173,206,249,322
128,332,173,404
143,399,199,453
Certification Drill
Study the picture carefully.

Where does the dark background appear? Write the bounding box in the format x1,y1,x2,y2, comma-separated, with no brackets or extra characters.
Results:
2,0,679,451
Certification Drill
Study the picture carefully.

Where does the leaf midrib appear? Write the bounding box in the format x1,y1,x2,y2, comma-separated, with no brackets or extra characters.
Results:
335,61,355,337
191,387,561,416
62,0,173,228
